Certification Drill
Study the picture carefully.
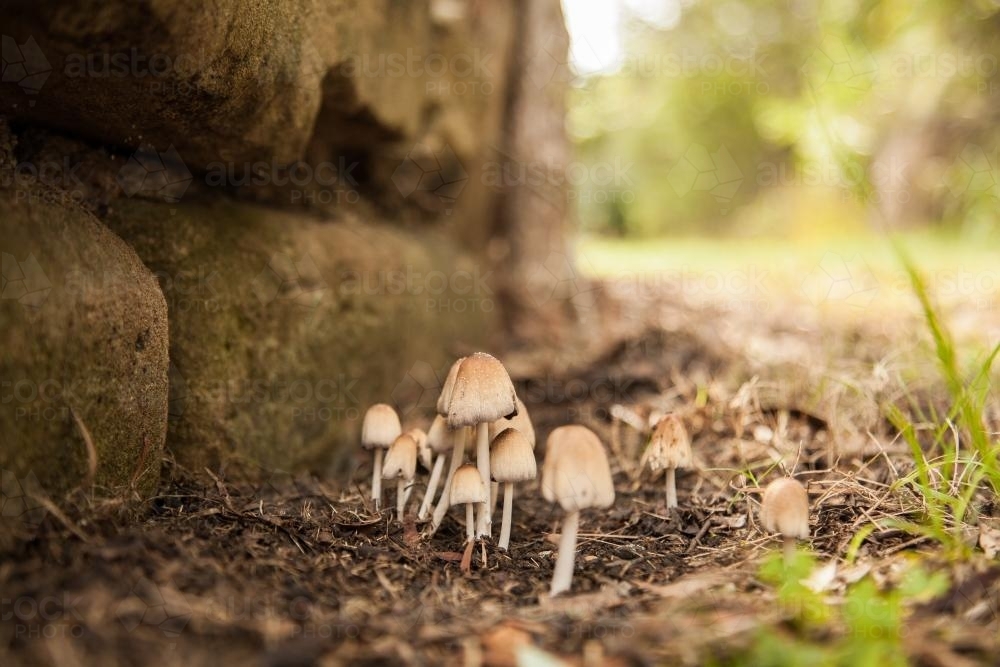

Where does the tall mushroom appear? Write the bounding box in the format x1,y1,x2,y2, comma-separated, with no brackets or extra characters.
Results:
490,428,537,551
450,464,488,573
644,415,692,509
542,425,615,596
429,357,468,534
446,352,518,540
759,477,810,563
488,396,535,515
382,433,418,518
418,415,453,520
361,403,402,511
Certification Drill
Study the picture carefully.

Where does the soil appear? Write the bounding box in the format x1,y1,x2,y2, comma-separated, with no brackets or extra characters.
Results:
2,286,999,666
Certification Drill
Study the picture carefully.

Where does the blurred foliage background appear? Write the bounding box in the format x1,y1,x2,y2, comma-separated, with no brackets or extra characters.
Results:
566,0,1000,240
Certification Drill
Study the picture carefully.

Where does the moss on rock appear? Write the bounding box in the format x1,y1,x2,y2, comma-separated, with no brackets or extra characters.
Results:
0,189,168,502
105,197,494,474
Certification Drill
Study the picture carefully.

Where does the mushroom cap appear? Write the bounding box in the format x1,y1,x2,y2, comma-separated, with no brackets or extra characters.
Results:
759,477,810,539
541,425,615,512
437,356,466,416
490,428,537,483
382,434,418,480
450,464,488,504
445,352,518,428
426,414,457,455
488,396,536,448
361,403,402,450
645,415,692,471
406,428,432,470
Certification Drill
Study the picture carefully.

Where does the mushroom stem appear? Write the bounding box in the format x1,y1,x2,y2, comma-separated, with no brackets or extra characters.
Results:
498,482,514,551
372,448,384,511
475,422,491,539
783,534,796,565
430,429,466,534
490,481,500,517
465,502,475,544
396,479,407,517
418,454,446,520
665,467,677,509
550,510,580,596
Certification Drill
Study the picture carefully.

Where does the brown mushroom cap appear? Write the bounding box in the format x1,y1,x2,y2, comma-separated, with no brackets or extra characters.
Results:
646,415,692,470
490,428,537,483
541,425,615,512
446,352,517,428
382,434,418,480
760,477,810,538
450,464,488,505
488,397,535,448
362,403,402,450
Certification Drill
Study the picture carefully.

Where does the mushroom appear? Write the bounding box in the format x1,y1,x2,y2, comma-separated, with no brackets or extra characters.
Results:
382,433,418,518
488,396,535,516
759,477,810,563
488,396,535,445
417,415,453,520
361,403,402,511
450,463,488,572
645,415,692,509
429,357,469,533
450,464,488,544
490,428,537,551
541,425,615,596
445,352,517,540
408,427,431,473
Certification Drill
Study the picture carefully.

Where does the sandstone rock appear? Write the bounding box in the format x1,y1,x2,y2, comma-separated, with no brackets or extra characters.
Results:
0,0,514,214
104,197,495,473
0,188,169,504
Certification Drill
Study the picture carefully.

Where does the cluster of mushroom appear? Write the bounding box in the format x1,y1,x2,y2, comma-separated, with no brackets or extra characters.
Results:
364,353,813,594
641,413,811,562
360,352,616,595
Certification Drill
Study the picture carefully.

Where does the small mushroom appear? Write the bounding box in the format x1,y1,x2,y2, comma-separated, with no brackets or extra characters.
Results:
759,477,810,563
488,396,535,516
417,415,454,520
382,433,418,518
429,357,469,534
445,353,518,540
542,425,615,596
645,415,692,509
361,403,402,511
450,464,488,544
489,428,537,551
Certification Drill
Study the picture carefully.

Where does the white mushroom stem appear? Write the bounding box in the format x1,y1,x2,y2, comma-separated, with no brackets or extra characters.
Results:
490,481,499,517
430,431,466,534
372,448,384,511
475,422,491,539
550,510,580,596
498,482,514,551
396,479,407,516
666,467,677,509
783,535,796,565
418,454,446,520
465,503,475,543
